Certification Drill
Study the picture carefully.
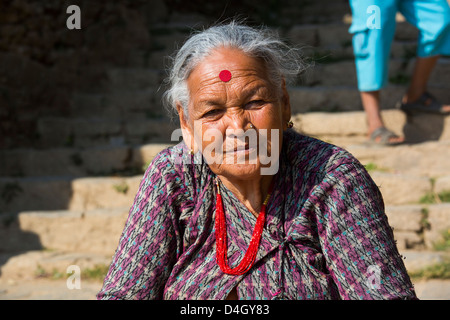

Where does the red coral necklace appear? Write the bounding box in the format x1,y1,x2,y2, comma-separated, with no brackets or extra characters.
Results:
214,177,274,275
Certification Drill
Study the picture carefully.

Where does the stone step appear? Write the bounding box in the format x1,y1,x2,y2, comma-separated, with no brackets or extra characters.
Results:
0,203,448,257
37,84,450,149
0,207,129,256
0,162,447,217
68,89,165,119
287,84,450,113
2,121,450,213
0,169,427,213
284,20,419,46
0,277,103,300
1,250,449,300
102,68,164,92
144,21,421,68
386,202,449,250
402,250,450,273
293,109,450,143
0,175,142,213
151,20,418,53
36,116,178,148
148,10,418,52
0,143,172,178
0,250,112,285
299,58,450,87
72,66,165,95
345,140,450,178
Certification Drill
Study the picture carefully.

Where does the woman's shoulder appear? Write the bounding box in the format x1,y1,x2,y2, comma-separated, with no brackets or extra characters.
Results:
143,141,212,183
283,129,360,173
144,142,191,169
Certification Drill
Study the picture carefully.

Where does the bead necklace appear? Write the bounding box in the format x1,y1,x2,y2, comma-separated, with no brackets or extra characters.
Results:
214,177,274,275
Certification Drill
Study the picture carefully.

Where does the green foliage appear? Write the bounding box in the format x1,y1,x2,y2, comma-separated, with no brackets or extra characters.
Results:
419,190,450,204
34,264,109,282
409,260,450,280
113,181,129,194
363,162,390,173
81,264,110,281
433,229,450,251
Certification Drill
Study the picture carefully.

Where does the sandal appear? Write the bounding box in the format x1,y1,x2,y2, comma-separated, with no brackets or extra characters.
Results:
397,92,450,115
369,127,404,146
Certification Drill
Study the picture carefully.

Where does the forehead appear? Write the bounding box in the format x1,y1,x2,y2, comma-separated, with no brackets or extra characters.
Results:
187,47,273,98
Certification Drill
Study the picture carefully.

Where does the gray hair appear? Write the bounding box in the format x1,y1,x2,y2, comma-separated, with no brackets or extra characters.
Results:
163,20,306,118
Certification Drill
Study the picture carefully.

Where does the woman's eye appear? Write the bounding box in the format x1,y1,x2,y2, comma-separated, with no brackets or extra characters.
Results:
245,100,265,108
202,109,222,118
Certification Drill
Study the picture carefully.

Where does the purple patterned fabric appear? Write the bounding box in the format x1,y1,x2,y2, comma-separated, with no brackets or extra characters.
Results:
97,130,417,300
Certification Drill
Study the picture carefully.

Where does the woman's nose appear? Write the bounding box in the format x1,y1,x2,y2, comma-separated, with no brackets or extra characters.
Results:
225,111,250,132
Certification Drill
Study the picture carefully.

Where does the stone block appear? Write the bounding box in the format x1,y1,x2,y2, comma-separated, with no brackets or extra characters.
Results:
402,250,449,273
285,24,319,47
385,205,424,232
104,68,162,92
390,41,417,59
68,176,142,211
10,208,129,254
403,113,450,143
435,175,450,194
0,212,43,252
287,86,362,113
0,148,86,177
0,145,144,178
0,177,72,213
299,61,357,86
37,117,74,148
394,22,419,41
125,119,178,143
70,93,121,119
132,143,174,168
424,203,450,249
293,109,405,138
393,230,423,250
370,172,432,206
293,111,366,136
316,24,352,49
348,139,450,178
103,89,156,114
0,250,112,281
79,146,133,175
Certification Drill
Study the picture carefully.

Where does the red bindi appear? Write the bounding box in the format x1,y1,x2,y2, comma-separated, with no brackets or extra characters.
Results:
219,69,232,82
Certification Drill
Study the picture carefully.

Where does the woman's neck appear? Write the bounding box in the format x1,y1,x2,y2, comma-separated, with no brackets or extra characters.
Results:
216,174,274,217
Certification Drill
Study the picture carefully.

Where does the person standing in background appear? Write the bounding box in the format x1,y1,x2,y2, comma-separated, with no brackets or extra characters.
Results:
349,0,450,146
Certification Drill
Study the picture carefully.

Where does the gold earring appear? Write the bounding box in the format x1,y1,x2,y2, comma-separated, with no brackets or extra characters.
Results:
189,149,194,155
287,120,293,128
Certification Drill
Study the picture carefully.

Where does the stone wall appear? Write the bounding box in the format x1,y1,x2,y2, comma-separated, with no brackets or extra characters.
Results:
0,0,157,148
0,0,351,149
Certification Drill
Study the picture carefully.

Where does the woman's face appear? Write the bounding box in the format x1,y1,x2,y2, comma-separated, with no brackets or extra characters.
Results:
178,47,291,180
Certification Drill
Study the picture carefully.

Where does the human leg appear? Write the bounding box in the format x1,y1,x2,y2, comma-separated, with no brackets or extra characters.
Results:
405,55,439,103
361,91,405,144
349,0,403,144
398,0,450,113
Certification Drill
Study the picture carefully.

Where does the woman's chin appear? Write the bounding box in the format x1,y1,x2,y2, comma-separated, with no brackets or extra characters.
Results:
209,163,262,180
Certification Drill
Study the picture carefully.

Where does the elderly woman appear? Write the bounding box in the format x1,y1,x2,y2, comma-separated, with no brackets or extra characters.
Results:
97,22,417,300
